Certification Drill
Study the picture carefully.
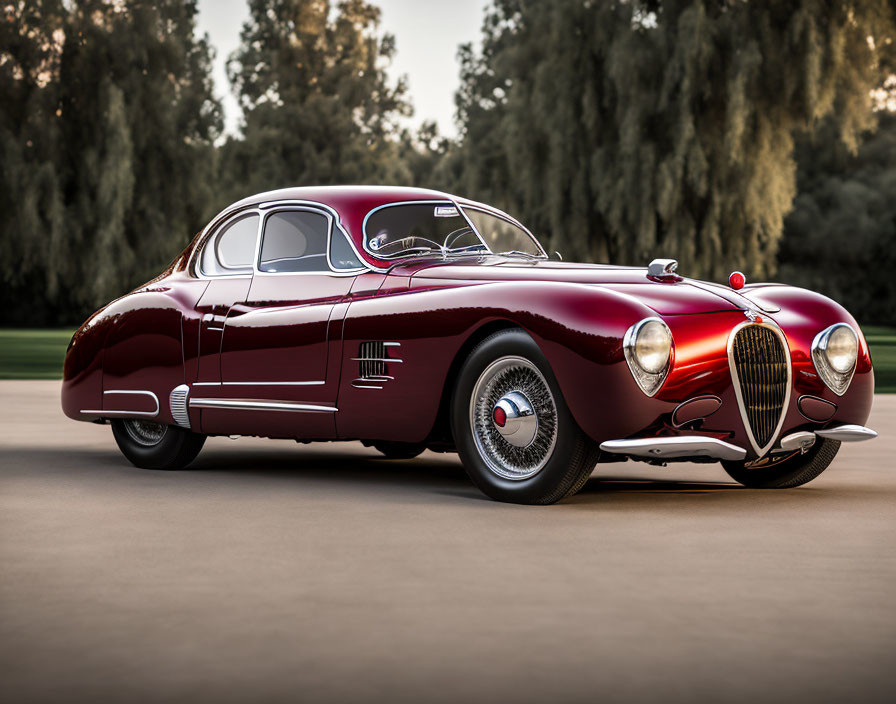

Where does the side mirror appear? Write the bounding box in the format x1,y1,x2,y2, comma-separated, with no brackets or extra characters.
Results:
552,251,563,261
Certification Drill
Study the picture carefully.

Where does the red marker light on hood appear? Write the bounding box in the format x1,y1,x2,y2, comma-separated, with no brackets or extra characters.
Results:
729,271,745,290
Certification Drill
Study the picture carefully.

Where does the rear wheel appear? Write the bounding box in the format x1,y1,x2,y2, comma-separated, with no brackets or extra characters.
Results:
111,419,206,470
451,329,600,504
721,437,840,488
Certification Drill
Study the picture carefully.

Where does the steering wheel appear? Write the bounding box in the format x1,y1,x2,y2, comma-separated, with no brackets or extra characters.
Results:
443,227,479,250
375,235,444,254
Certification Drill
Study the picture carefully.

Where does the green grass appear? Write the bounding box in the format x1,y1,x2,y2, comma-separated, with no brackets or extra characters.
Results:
0,329,74,379
1,325,895,391
865,326,896,393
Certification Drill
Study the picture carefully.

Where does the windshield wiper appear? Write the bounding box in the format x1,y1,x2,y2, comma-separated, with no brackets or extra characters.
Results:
446,243,488,254
497,250,544,260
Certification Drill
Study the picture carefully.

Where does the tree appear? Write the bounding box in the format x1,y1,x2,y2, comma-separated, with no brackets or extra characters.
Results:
221,0,411,200
780,112,896,325
0,0,68,319
0,0,222,324
449,0,895,280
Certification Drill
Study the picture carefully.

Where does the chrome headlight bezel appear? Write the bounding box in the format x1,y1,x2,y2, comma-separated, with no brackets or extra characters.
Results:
623,317,673,397
811,323,858,396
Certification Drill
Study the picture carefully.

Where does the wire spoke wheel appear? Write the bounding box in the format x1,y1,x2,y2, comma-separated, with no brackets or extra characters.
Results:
469,356,558,480
123,419,168,447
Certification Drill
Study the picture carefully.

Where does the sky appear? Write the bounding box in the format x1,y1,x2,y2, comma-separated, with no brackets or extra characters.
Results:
196,0,489,138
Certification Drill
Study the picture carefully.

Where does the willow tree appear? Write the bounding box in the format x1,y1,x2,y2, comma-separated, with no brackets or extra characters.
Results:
0,0,222,324
222,0,411,198
451,0,895,279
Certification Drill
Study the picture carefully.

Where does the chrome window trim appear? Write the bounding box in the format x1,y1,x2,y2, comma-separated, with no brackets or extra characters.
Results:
188,398,337,413
810,323,858,396
82,390,160,418
360,199,491,262
460,204,547,258
726,320,793,457
190,198,374,279
255,205,366,277
259,199,371,274
193,208,263,280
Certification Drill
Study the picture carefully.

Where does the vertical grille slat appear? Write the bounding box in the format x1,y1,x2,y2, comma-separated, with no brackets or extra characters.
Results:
354,341,398,388
732,325,789,452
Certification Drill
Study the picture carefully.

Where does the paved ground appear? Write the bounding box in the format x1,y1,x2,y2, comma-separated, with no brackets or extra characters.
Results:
0,381,894,704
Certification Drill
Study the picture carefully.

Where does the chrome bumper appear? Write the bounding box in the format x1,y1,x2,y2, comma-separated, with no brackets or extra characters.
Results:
600,424,877,462
599,436,748,461
815,424,878,442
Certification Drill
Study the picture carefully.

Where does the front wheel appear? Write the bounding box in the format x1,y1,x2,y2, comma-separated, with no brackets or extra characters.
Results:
111,419,206,470
451,329,600,504
721,437,841,488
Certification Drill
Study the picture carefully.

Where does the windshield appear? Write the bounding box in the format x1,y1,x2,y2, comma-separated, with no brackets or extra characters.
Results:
363,201,545,260
461,207,544,256
364,203,485,259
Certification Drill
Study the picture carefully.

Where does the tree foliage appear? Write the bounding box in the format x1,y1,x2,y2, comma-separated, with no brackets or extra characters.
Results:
447,0,895,280
220,0,411,200
0,0,221,324
780,112,896,325
1,0,894,328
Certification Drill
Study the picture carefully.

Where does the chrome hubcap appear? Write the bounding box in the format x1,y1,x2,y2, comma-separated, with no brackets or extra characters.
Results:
492,391,538,447
124,419,167,446
470,356,558,480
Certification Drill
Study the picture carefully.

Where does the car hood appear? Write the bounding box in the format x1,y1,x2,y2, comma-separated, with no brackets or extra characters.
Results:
403,258,752,316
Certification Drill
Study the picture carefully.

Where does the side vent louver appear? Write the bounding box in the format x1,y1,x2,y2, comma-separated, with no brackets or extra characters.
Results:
170,384,191,428
352,342,402,390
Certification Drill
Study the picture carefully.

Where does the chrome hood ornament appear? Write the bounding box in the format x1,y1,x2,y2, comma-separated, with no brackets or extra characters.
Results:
647,258,678,278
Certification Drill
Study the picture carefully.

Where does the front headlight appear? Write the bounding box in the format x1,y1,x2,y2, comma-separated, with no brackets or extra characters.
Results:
624,317,673,396
812,323,858,395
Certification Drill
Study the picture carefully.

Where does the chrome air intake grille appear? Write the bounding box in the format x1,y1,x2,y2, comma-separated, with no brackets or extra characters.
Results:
358,341,387,379
730,324,789,453
352,342,402,389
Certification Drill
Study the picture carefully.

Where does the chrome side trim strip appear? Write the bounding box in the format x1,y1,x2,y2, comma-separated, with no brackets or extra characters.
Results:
192,381,326,387
816,424,878,442
80,409,160,417
83,390,160,418
351,357,404,363
189,398,337,413
600,436,747,461
727,321,792,457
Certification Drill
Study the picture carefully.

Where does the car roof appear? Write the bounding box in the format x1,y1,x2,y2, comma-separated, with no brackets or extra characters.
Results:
206,185,531,269
228,185,457,211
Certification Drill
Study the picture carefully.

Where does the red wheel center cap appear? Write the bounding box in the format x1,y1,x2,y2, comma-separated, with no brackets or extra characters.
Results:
493,406,507,427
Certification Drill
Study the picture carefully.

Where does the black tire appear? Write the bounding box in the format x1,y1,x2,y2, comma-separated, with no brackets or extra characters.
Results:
372,441,426,460
451,329,600,504
721,437,841,488
111,419,206,470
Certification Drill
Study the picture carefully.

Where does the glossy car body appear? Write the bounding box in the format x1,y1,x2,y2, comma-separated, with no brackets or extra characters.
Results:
62,186,876,498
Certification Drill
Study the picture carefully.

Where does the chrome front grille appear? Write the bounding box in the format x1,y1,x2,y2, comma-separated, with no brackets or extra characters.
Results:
730,324,790,454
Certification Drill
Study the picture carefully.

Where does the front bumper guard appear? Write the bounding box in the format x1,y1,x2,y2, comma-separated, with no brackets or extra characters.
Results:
600,424,877,462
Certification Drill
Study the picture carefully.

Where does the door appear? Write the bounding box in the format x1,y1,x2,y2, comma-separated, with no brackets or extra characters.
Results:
215,207,358,437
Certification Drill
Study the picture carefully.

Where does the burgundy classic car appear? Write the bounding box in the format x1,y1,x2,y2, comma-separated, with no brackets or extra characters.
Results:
62,186,877,504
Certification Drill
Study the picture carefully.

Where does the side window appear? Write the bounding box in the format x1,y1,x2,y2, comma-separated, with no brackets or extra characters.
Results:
259,210,330,273
200,213,259,276
329,228,363,270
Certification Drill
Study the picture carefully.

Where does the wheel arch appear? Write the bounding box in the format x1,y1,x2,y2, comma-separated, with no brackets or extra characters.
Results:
426,318,523,448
